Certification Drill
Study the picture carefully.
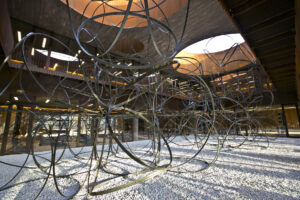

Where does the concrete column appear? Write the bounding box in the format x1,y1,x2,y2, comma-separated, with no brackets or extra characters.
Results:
281,104,289,137
45,50,51,69
76,114,82,147
295,104,300,127
25,106,34,153
245,128,249,136
118,118,125,142
12,105,23,146
132,118,139,141
1,105,12,154
296,0,300,100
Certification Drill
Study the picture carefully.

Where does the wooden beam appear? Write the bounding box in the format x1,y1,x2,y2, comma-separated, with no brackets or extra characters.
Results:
258,45,295,59
252,31,295,48
230,0,266,16
246,10,295,34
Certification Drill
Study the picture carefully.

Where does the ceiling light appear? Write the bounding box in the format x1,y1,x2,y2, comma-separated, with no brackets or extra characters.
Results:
96,53,99,56
218,82,227,85
54,63,58,69
42,38,47,48
13,96,19,101
134,72,144,77
17,89,24,94
78,50,81,54
114,71,122,76
239,73,247,76
182,33,245,54
17,31,22,42
128,62,132,66
117,62,121,65
45,99,50,103
148,72,159,77
36,49,78,62
31,48,35,56
81,61,85,65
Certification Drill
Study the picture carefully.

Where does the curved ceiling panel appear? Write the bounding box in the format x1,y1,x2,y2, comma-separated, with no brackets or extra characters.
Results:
61,0,188,28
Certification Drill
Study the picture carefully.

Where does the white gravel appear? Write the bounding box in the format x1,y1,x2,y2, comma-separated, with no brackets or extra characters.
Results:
0,136,300,200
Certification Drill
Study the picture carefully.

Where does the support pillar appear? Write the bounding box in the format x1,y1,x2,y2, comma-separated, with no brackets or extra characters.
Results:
90,117,98,146
12,105,23,146
76,114,81,147
91,117,98,159
45,50,51,69
295,104,300,127
281,104,289,137
1,105,12,154
119,118,125,142
25,106,34,153
132,118,139,141
245,128,249,136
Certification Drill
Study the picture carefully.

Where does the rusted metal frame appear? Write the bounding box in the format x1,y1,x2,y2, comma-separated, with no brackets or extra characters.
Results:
245,10,295,33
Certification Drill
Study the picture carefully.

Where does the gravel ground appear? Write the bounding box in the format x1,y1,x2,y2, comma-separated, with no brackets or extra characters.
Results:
0,136,299,200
